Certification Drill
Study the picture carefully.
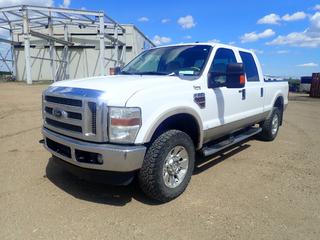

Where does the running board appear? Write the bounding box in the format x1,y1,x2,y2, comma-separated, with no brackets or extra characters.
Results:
201,127,262,157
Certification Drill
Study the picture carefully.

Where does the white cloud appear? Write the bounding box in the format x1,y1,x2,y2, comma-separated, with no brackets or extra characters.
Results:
257,13,281,25
276,50,290,54
0,0,53,8
208,39,220,43
314,4,320,11
241,29,275,43
178,15,196,29
153,35,172,46
59,0,70,8
228,41,236,45
282,11,306,22
258,12,307,25
138,17,149,22
267,31,320,47
310,11,320,30
250,49,264,54
297,63,318,67
184,35,192,40
161,18,170,24
267,12,320,48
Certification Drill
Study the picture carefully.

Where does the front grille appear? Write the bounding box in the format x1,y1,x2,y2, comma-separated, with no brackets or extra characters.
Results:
88,102,97,134
45,95,82,107
68,112,82,120
46,118,82,133
43,88,106,142
45,106,82,120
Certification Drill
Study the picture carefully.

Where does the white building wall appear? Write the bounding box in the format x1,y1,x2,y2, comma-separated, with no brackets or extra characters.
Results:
14,25,154,81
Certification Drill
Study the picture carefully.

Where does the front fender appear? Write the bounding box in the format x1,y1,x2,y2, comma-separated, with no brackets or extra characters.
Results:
135,105,204,149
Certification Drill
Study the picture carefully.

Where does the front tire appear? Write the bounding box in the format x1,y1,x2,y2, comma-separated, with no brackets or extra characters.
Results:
138,130,195,203
259,107,281,141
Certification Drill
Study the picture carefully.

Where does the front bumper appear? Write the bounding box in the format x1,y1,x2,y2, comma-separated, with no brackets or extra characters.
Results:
42,128,146,172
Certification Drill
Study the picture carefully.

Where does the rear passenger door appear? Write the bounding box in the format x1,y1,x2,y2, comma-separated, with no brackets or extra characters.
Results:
238,51,264,118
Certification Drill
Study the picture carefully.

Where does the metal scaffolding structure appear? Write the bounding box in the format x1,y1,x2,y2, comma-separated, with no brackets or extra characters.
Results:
0,5,126,84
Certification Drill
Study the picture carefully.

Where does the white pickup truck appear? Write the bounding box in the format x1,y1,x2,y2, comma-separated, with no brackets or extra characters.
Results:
41,43,288,202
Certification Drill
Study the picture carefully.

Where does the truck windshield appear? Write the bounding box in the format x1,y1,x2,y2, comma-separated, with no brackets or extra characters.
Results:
120,45,212,77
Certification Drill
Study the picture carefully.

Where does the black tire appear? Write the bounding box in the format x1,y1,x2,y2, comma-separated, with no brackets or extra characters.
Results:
259,107,281,141
138,130,195,203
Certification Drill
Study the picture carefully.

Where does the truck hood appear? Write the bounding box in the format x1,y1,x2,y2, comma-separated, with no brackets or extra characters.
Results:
50,75,183,105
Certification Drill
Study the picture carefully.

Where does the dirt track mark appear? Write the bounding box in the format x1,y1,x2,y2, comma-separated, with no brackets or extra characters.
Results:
0,108,39,120
0,126,40,140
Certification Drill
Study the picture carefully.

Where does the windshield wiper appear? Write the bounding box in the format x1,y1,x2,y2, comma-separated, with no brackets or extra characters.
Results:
136,71,168,76
120,71,167,75
168,72,179,76
119,71,134,75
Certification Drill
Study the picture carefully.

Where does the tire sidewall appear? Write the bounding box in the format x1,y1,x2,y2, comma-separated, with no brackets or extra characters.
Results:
144,130,195,200
269,108,281,140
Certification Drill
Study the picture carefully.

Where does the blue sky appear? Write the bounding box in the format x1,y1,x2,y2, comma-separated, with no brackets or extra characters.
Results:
69,0,320,78
1,0,320,77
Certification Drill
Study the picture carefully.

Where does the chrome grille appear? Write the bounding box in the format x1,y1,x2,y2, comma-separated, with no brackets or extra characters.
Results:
45,95,82,107
45,118,83,133
42,87,107,142
88,102,97,134
45,106,82,120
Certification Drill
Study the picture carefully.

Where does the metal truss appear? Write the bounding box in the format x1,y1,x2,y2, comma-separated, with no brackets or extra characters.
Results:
0,5,126,84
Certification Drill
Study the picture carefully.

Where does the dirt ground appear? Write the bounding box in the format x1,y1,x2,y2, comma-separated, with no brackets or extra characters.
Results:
0,82,320,240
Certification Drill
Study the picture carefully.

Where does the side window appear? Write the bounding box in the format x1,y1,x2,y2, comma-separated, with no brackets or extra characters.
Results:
239,51,259,82
209,48,237,87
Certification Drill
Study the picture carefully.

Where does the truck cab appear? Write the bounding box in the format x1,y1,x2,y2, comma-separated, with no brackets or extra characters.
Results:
42,43,288,202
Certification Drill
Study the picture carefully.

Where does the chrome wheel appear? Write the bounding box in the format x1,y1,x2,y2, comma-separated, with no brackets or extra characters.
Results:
163,146,189,188
271,114,279,135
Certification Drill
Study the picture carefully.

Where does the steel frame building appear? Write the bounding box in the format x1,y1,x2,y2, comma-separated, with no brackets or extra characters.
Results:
0,5,127,84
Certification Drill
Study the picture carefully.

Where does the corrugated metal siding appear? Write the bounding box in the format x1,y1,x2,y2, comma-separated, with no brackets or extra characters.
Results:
310,73,320,98
14,25,154,81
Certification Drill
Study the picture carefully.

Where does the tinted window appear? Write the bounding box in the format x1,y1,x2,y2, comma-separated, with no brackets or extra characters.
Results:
240,51,259,82
209,48,237,87
121,45,212,77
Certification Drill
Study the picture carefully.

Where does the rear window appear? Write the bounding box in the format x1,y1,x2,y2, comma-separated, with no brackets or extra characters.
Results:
239,51,259,82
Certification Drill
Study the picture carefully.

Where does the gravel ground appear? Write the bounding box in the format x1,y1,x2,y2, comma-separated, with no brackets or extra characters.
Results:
0,82,319,240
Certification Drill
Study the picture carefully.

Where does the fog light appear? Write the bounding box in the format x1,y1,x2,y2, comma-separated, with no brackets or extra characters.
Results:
97,154,103,164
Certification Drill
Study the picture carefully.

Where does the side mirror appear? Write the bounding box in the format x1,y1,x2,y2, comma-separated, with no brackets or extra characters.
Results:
226,63,245,88
110,67,122,75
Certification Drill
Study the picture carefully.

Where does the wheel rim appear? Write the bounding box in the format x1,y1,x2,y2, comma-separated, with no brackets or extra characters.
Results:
271,114,279,135
163,146,189,188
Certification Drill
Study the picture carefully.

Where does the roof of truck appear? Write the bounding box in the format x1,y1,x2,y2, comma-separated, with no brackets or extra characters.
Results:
152,42,255,55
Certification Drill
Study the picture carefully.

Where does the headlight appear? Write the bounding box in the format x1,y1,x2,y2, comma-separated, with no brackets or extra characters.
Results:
108,107,142,144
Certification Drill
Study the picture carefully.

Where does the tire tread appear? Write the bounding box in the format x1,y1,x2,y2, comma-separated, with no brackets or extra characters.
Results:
139,130,194,202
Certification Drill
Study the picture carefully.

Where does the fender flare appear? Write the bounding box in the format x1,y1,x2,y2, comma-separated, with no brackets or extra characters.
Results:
142,107,204,150
267,93,284,119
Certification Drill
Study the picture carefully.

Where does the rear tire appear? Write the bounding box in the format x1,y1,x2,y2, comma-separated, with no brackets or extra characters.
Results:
259,107,281,141
138,130,195,203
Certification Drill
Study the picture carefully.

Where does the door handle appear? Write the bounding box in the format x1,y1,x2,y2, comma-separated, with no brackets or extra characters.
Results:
238,89,246,100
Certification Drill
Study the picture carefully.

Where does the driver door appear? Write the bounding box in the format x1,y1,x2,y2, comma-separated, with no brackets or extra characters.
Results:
203,47,248,142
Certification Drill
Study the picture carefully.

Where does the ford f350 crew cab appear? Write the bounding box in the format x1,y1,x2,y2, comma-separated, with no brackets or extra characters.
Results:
42,43,288,202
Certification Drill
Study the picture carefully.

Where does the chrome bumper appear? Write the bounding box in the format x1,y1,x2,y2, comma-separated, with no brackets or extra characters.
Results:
42,128,146,172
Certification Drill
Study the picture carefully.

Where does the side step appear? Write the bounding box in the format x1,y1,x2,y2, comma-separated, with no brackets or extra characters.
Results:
201,127,262,157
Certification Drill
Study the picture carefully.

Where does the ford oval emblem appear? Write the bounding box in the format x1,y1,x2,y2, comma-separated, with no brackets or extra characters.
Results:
52,108,65,118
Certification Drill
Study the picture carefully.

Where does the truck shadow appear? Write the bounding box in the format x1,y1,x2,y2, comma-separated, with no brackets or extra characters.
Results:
194,144,251,175
45,143,251,206
45,158,149,206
